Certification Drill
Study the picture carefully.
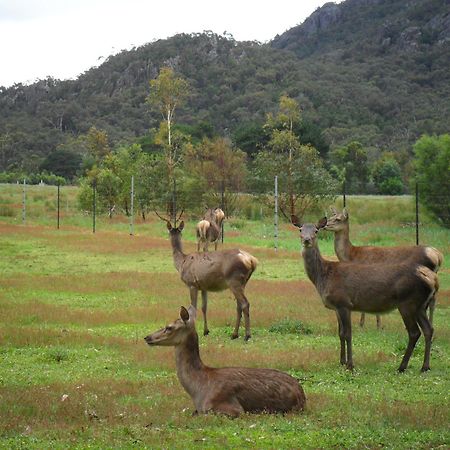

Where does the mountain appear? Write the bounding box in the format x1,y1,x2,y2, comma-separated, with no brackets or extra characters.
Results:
0,0,449,172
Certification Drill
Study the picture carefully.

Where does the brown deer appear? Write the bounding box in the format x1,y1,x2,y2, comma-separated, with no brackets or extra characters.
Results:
325,207,443,327
196,207,225,252
156,212,257,340
291,215,438,372
144,306,306,417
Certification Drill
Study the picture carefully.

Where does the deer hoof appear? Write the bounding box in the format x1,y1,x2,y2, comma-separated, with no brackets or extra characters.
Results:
231,333,239,340
203,329,210,336
398,366,406,373
244,335,251,342
420,366,430,373
346,363,354,371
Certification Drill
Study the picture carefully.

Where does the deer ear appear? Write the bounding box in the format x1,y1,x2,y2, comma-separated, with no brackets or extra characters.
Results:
291,214,302,228
317,217,328,229
180,306,189,323
178,221,185,231
166,222,172,231
330,205,337,214
187,305,197,322
343,208,348,218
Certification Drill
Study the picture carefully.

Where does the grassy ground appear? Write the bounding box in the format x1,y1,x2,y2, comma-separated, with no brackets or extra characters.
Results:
0,184,449,449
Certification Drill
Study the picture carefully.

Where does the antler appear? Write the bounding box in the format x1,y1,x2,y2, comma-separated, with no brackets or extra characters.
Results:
154,210,170,224
278,205,291,222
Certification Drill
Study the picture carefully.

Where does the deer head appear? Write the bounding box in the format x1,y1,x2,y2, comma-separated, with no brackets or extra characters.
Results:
291,215,327,248
144,306,197,347
324,207,349,232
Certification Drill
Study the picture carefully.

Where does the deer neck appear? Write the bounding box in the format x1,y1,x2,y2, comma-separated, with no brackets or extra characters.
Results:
302,244,328,294
334,225,353,262
174,331,206,398
170,234,186,272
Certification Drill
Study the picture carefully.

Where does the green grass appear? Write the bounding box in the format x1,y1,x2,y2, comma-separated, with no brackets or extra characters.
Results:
0,184,449,449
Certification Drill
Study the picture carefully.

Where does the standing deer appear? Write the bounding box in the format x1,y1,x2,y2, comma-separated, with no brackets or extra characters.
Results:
144,306,306,417
196,207,225,252
291,215,438,372
156,212,257,340
325,207,443,327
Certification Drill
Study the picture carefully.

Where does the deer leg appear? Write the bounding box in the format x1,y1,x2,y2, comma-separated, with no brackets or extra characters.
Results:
359,313,365,328
428,295,435,327
230,286,251,341
337,308,353,370
189,287,199,310
201,290,209,336
397,305,421,372
231,302,242,340
336,311,346,365
416,308,433,372
214,240,218,251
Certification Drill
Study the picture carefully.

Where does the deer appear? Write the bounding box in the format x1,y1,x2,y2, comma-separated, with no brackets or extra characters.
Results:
325,207,443,328
156,211,257,340
291,215,438,372
196,207,225,252
144,305,306,417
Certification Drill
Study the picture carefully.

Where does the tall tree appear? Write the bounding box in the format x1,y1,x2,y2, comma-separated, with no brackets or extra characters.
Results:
147,67,190,183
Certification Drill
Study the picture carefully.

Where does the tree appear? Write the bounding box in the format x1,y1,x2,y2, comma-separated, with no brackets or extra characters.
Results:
330,141,369,193
86,126,111,162
252,143,338,219
183,137,248,214
414,134,450,227
371,152,404,195
264,95,303,214
147,67,190,183
39,149,82,181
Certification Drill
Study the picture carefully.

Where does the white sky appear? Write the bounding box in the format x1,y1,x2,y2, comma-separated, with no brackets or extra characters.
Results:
0,0,339,88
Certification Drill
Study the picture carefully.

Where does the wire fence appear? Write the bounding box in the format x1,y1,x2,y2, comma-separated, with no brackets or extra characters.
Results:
1,178,448,251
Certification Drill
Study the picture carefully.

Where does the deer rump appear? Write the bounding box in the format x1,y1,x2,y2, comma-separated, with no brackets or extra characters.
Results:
200,367,305,414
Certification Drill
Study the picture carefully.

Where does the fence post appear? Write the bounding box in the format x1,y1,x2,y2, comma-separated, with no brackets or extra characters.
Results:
57,183,60,229
92,180,96,234
274,175,278,252
221,180,225,243
22,178,26,224
130,175,134,236
415,182,419,245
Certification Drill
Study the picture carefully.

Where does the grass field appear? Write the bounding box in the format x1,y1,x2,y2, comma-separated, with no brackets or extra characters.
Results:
0,184,449,449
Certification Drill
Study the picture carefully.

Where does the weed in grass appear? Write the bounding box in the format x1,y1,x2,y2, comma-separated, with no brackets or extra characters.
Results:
269,318,313,335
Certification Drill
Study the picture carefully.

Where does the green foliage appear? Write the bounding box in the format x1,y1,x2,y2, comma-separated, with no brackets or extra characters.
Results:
413,134,450,227
269,318,313,335
330,141,369,193
371,153,404,195
39,149,82,181
0,171,65,185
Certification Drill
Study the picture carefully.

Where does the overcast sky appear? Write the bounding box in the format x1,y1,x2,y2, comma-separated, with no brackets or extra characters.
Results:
0,0,340,88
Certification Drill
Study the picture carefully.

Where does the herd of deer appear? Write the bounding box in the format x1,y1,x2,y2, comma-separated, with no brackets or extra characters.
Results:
146,207,442,417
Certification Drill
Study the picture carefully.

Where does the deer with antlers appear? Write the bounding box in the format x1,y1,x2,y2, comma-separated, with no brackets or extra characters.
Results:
156,211,257,340
325,207,443,328
196,207,225,252
291,215,438,372
144,306,306,417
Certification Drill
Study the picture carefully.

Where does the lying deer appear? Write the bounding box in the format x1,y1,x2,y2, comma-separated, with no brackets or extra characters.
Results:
144,306,306,417
291,215,438,372
156,212,257,340
325,207,443,327
196,207,225,252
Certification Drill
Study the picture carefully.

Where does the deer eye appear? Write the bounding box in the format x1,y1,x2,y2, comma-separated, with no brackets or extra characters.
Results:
164,326,173,332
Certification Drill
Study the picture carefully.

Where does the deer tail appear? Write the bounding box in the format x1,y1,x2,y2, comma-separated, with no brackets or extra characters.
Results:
425,247,444,272
238,250,258,273
416,265,439,303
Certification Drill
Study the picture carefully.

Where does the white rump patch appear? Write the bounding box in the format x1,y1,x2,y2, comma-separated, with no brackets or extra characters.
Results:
237,250,258,271
425,247,443,270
